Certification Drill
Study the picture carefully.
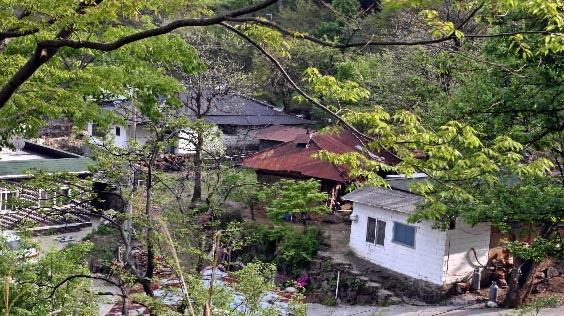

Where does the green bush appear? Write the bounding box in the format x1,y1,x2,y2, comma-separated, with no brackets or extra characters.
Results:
275,227,322,277
95,224,115,235
239,222,286,263
237,223,323,277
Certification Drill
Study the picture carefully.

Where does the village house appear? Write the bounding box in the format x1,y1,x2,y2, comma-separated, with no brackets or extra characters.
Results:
87,95,310,154
239,129,399,206
180,94,311,152
343,176,491,287
0,138,93,232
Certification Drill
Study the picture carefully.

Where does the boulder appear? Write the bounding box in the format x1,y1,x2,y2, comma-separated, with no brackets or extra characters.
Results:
284,287,297,293
546,267,560,278
534,271,546,279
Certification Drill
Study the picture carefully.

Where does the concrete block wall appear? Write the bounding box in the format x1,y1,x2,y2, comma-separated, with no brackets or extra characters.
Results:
443,220,491,284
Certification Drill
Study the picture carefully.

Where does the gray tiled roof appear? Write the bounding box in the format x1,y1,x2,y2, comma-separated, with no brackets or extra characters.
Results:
180,94,311,126
102,95,311,127
342,186,423,214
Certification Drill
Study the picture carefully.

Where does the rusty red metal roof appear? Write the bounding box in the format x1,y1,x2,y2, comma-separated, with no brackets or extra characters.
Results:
239,129,399,183
255,125,313,143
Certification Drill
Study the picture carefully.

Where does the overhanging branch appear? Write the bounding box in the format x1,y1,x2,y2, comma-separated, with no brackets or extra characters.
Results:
0,0,278,109
220,22,373,143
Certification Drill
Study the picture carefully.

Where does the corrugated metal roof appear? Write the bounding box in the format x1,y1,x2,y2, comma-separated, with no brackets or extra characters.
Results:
239,130,397,183
0,141,92,178
0,157,92,178
256,125,312,142
204,115,308,126
342,185,423,214
387,177,429,192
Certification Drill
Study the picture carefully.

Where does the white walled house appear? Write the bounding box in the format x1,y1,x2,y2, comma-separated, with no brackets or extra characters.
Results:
87,121,224,156
87,95,309,154
87,122,132,148
343,183,490,287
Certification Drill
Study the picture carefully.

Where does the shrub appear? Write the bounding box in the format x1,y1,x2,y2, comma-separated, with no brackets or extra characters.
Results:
275,227,322,276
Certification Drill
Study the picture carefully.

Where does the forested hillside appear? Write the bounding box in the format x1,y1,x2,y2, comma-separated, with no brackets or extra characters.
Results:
1,0,564,314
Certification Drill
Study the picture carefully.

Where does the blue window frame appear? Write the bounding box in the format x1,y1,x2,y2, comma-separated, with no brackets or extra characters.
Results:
392,222,416,248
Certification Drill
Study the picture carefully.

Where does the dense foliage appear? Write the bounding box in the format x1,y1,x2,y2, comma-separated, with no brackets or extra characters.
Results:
3,0,564,312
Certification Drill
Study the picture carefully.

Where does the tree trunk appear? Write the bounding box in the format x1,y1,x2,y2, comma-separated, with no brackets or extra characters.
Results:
504,223,552,308
504,259,538,308
250,205,256,221
191,132,204,204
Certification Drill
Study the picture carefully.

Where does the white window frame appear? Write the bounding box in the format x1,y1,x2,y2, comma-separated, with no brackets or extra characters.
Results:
0,191,18,212
366,217,386,246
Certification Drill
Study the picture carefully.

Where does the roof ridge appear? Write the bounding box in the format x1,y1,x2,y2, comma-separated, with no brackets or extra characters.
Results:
235,94,278,110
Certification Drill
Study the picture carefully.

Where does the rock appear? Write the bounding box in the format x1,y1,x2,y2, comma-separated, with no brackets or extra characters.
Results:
546,267,560,278
387,296,403,305
377,289,394,305
366,281,382,289
355,295,374,305
456,282,469,294
486,301,499,308
310,259,321,270
284,287,297,293
498,279,508,288
359,282,380,295
346,290,358,301
535,271,546,279
555,261,564,275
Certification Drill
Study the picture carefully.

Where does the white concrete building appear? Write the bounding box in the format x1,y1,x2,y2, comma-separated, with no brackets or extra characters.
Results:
87,121,222,155
343,181,490,286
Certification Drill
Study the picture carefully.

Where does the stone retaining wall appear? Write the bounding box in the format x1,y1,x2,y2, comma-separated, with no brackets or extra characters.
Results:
307,251,448,305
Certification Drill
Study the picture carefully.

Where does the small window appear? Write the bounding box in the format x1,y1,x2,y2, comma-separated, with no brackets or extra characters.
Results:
164,145,177,154
448,218,456,230
393,222,416,248
115,126,121,136
376,220,386,246
57,187,71,206
366,217,376,243
61,187,70,197
39,189,53,207
0,191,17,211
219,125,237,135
91,124,105,137
366,217,386,246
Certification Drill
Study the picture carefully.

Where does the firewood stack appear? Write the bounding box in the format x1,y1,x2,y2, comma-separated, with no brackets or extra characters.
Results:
153,153,192,171
486,251,514,288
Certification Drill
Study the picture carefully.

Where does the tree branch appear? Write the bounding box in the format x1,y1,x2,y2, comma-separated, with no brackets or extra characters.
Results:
0,29,38,42
0,0,278,109
226,17,456,48
47,274,125,299
220,22,373,142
